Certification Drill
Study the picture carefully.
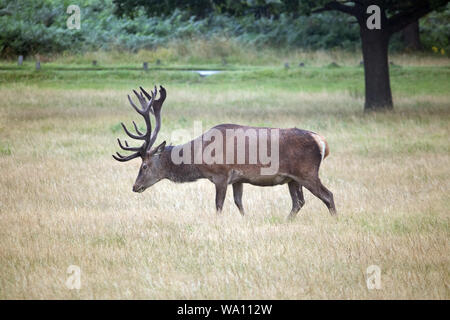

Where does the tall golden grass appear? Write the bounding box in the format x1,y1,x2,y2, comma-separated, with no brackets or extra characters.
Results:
0,86,448,299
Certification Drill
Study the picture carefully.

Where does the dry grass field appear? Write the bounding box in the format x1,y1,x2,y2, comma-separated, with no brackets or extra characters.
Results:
0,60,449,299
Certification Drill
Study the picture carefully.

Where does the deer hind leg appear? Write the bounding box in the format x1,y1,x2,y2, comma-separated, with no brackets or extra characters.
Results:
287,181,305,220
297,185,305,208
232,183,245,216
303,178,336,216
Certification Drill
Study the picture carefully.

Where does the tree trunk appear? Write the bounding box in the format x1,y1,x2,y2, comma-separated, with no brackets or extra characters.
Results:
402,20,422,51
360,28,393,110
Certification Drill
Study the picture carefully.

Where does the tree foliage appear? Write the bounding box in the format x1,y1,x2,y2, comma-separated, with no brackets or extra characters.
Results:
113,0,450,19
0,0,448,58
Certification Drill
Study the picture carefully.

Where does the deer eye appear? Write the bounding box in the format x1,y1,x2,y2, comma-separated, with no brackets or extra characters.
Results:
142,164,148,170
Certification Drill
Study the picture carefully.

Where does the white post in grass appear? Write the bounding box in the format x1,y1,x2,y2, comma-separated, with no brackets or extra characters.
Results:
18,55,23,66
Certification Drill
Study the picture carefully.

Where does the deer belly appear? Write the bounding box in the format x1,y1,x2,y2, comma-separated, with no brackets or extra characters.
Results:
229,171,290,186
248,175,291,186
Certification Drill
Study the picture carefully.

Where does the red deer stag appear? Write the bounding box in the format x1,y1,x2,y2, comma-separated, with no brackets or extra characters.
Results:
113,85,336,220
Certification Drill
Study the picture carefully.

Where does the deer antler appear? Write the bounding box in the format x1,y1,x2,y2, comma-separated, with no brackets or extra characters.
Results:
140,85,166,148
113,85,166,162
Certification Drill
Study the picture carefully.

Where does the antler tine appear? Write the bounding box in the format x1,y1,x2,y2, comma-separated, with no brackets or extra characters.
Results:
112,151,141,162
133,89,149,111
147,86,166,148
125,90,153,141
142,92,154,115
121,122,145,140
139,86,155,115
140,85,156,98
132,121,143,135
139,86,157,101
127,95,144,115
136,87,154,114
141,89,154,138
117,138,141,152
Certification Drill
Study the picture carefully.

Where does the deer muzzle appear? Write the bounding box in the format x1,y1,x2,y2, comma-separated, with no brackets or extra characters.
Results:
132,184,146,193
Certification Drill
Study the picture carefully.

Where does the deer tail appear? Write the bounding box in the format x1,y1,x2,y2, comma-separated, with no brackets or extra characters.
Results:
311,133,330,162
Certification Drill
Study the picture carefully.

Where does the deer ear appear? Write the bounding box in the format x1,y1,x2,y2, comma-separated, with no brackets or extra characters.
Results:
149,141,166,156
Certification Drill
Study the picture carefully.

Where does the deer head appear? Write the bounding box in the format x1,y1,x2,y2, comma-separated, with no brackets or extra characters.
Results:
113,85,167,192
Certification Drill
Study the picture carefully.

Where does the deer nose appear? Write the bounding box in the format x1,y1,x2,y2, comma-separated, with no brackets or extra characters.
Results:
132,184,141,193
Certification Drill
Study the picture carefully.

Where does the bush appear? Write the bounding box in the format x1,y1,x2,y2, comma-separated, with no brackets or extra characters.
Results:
421,3,450,53
0,0,448,58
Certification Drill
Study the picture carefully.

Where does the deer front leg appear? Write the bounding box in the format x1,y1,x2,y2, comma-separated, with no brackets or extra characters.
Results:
214,178,228,214
232,183,245,216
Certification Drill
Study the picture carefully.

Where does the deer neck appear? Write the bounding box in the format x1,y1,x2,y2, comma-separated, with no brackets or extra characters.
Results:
161,146,205,183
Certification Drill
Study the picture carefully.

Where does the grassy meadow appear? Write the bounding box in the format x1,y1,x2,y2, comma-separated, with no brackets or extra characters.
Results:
0,48,449,299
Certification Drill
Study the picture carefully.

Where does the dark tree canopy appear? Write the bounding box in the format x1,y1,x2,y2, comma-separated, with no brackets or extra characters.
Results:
113,0,449,110
114,0,448,21
308,1,448,33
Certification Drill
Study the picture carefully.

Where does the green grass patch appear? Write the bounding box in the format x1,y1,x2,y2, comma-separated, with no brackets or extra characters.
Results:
0,143,12,156
1,63,449,96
